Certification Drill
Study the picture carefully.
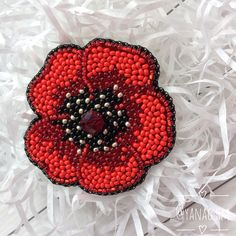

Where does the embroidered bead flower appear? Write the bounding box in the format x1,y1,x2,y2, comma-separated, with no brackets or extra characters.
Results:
25,39,176,195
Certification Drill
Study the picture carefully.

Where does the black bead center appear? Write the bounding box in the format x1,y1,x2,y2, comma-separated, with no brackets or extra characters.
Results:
58,86,129,152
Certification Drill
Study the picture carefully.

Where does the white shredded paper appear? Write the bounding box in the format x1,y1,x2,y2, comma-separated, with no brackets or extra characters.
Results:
0,0,236,235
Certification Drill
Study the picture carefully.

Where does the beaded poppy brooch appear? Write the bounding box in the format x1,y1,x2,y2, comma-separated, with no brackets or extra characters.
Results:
24,38,176,195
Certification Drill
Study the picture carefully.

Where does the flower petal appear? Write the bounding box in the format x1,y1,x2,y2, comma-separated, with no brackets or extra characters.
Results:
84,38,159,91
77,146,146,194
122,87,176,166
24,118,80,185
27,45,87,117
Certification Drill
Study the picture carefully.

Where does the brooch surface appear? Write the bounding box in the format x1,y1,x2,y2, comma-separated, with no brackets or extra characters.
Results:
24,38,176,195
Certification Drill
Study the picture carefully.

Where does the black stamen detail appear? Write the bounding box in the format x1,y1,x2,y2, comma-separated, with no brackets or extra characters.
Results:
57,86,129,151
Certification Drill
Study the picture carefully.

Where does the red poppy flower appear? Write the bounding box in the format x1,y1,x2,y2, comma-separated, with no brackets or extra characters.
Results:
24,39,176,195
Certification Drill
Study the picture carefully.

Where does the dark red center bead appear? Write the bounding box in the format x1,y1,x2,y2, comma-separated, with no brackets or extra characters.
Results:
79,110,105,135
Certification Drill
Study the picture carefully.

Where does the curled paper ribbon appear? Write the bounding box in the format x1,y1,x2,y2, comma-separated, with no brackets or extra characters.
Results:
0,0,236,235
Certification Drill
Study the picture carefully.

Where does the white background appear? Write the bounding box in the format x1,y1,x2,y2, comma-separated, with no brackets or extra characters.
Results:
0,0,236,235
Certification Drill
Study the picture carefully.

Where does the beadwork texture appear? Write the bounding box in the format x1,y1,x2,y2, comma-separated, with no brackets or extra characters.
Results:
24,38,176,195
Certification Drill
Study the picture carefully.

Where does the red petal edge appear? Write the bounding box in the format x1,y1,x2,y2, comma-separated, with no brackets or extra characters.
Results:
130,87,176,166
111,86,176,167
27,45,86,117
84,38,160,92
24,118,79,186
77,146,146,194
